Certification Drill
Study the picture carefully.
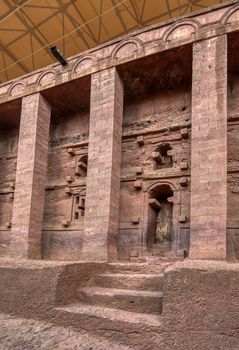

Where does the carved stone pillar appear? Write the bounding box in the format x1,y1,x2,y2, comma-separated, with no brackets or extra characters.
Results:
83,68,124,261
190,35,227,259
9,93,51,259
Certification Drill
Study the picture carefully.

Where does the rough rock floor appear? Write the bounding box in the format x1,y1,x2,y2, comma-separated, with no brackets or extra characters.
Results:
0,313,133,350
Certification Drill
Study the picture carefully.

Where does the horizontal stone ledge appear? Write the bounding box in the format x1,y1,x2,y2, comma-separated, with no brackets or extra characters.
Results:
228,114,239,122
0,190,15,195
227,224,239,229
227,166,239,173
34,173,192,189
120,171,191,183
122,121,191,139
42,225,140,231
119,223,141,229
164,259,239,274
42,228,84,232
49,139,89,150
48,120,192,151
45,182,86,190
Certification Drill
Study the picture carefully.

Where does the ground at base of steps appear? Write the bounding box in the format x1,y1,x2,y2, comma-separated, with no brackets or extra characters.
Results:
0,313,134,350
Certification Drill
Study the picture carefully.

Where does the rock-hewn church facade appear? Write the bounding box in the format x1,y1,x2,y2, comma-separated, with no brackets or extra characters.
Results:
1,2,239,349
1,1,238,262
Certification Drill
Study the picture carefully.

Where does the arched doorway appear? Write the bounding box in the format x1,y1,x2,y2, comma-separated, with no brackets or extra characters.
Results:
147,183,176,256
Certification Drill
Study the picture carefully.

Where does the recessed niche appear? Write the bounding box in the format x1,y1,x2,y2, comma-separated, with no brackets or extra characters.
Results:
152,143,173,169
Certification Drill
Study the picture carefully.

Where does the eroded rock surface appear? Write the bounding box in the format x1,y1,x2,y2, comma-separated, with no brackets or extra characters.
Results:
0,313,133,350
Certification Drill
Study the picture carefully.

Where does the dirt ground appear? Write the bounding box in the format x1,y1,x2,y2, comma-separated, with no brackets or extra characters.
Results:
0,313,133,350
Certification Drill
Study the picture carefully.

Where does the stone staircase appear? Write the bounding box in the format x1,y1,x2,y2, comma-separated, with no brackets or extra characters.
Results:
53,260,172,349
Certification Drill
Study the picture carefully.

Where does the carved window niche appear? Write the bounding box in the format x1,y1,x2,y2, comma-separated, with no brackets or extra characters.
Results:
145,183,182,258
148,184,173,246
75,154,88,177
72,191,85,221
152,143,173,170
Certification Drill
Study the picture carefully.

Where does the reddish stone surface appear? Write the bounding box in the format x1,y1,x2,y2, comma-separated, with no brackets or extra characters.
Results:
0,313,132,350
0,259,238,350
83,68,124,261
9,93,51,259
1,2,239,261
190,36,227,259
0,3,239,349
163,260,239,350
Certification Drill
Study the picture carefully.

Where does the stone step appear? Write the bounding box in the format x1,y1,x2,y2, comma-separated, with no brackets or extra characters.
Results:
107,261,171,274
95,273,164,292
152,243,171,253
77,287,163,314
53,303,163,350
131,255,183,263
151,252,184,261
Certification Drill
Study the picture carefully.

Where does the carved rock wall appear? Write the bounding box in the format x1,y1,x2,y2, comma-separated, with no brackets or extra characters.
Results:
0,128,18,255
38,86,192,261
228,74,239,261
42,111,89,260
118,89,191,260
3,2,239,261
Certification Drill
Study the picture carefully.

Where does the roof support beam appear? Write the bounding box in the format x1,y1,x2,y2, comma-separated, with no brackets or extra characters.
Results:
88,0,111,41
3,0,53,61
111,0,128,33
56,0,92,50
0,41,29,74
72,1,99,45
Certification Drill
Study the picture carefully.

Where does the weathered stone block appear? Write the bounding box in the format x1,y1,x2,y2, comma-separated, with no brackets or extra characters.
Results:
5,222,12,229
180,128,189,139
179,215,187,223
131,217,140,224
149,198,161,210
135,167,143,175
66,175,73,183
9,182,15,189
67,148,76,156
179,177,188,187
163,261,239,349
65,187,72,195
180,161,188,170
152,151,162,163
136,136,144,146
62,220,70,227
167,149,174,157
78,161,87,170
134,180,142,190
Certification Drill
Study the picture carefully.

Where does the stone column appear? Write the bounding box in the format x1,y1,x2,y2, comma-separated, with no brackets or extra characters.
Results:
190,35,227,259
83,68,124,261
9,93,51,259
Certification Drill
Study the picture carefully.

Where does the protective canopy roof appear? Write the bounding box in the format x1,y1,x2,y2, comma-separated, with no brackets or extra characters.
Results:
0,0,227,83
